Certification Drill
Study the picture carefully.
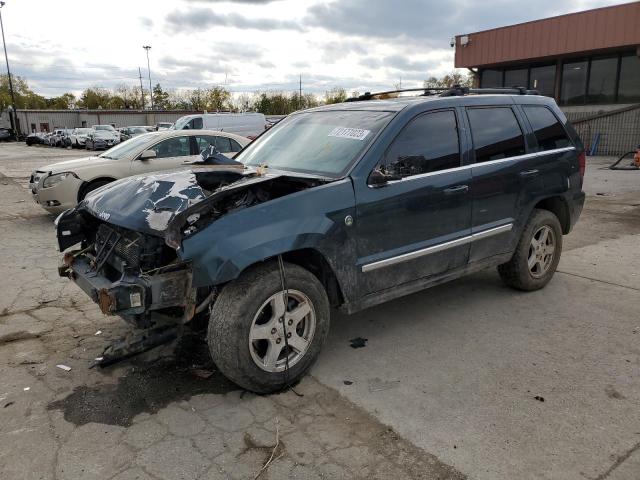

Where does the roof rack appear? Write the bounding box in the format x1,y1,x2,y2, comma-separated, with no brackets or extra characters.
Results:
345,85,540,102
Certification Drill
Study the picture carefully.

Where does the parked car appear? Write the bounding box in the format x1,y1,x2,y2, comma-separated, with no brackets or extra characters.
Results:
0,127,13,141
156,122,173,130
55,88,585,393
85,129,120,150
93,124,121,142
26,132,47,146
172,112,266,138
47,129,69,147
29,130,249,213
119,126,150,141
67,128,92,148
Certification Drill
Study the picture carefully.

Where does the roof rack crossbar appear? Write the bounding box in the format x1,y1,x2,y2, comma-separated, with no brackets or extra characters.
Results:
345,85,540,102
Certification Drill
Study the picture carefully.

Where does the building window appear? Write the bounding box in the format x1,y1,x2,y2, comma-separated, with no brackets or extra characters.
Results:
586,56,618,104
561,60,588,105
530,65,556,96
504,68,528,88
81,121,87,127
480,69,502,88
30,123,36,133
618,54,640,103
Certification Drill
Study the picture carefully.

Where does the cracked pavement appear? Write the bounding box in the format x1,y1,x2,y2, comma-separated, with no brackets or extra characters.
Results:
1,143,639,479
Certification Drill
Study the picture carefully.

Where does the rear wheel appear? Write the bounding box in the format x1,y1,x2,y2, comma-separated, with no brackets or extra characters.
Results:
498,209,562,291
207,261,330,393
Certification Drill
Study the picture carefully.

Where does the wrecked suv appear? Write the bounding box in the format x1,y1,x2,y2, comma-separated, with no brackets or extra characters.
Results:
57,87,585,393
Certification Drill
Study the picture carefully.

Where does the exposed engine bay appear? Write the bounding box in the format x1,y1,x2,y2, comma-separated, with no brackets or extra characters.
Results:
56,166,327,338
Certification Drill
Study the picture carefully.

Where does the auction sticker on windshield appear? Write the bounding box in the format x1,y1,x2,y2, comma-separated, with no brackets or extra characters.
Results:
328,127,370,141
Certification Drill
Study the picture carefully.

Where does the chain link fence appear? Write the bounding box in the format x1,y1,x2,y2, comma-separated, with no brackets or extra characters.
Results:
566,105,640,156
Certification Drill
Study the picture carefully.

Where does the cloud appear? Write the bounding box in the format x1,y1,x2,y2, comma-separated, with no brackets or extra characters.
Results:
185,0,282,3
306,0,624,47
138,17,154,29
165,7,303,33
319,40,367,64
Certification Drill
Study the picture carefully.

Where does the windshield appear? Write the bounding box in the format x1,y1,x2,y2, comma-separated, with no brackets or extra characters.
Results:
94,125,115,131
74,128,91,134
237,110,394,177
172,116,192,130
98,133,154,160
94,130,114,138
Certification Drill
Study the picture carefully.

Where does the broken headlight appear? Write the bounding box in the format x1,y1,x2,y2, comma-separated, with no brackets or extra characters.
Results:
42,172,78,188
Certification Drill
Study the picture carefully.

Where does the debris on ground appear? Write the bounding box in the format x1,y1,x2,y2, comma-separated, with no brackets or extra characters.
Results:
190,368,215,379
368,378,401,393
350,337,368,348
343,380,354,385
56,364,72,372
3,401,14,408
94,330,102,336
23,387,30,391
534,395,545,402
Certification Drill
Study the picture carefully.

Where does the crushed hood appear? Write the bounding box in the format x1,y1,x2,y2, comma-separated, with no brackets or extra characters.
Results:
79,166,276,236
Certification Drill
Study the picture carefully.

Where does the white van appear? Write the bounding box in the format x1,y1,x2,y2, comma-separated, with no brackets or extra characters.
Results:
172,113,266,139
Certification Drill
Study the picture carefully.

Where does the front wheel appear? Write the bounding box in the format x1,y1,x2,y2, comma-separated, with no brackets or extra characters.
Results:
208,261,330,394
498,209,563,291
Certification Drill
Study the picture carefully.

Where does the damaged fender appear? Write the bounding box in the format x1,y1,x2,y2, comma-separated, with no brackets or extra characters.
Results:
176,178,360,301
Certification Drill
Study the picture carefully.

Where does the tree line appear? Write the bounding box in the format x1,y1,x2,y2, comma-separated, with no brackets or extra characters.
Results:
0,72,472,115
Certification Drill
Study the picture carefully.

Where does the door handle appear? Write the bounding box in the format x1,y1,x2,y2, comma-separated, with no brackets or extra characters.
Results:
444,185,469,195
519,169,539,177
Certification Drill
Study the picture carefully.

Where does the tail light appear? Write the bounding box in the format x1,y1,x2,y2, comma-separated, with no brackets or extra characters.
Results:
578,151,586,179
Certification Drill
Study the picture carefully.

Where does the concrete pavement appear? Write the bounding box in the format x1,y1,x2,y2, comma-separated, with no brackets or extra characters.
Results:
0,143,639,479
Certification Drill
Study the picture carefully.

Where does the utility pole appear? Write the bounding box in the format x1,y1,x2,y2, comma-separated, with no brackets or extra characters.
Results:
143,45,153,110
138,67,145,109
0,2,18,135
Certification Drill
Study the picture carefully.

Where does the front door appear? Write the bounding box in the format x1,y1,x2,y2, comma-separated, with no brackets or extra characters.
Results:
130,135,198,176
354,109,472,294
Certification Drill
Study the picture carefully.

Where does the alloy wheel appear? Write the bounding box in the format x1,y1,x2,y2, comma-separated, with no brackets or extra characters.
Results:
248,289,316,372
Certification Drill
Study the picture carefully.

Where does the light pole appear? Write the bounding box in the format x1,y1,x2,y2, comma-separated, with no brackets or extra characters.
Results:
143,45,153,110
0,2,18,135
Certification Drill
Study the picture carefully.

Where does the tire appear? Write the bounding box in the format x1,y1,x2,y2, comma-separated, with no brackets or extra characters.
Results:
498,209,563,291
208,261,330,394
79,179,111,201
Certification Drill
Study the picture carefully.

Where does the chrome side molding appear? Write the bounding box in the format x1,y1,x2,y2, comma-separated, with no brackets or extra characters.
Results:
361,223,513,273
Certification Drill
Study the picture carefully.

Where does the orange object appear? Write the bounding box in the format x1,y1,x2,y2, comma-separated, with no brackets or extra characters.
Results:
634,147,640,168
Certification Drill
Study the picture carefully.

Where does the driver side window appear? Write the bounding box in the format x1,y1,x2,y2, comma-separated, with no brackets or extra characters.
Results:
381,110,461,178
189,118,203,129
150,137,192,159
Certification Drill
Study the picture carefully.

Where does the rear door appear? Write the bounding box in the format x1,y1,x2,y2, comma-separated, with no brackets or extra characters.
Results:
194,134,244,158
354,109,472,294
465,106,533,262
519,105,576,196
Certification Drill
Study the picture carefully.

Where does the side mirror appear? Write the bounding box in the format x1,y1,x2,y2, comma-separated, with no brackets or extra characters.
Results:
368,168,402,186
139,149,157,161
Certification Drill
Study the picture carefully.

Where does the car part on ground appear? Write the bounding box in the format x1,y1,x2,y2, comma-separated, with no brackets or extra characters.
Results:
609,145,640,170
57,92,586,393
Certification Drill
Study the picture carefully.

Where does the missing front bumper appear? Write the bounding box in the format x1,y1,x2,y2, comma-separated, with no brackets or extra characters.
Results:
59,253,194,326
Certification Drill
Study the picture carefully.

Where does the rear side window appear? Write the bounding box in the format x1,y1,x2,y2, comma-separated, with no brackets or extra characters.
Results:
467,107,525,163
382,110,461,178
522,106,571,151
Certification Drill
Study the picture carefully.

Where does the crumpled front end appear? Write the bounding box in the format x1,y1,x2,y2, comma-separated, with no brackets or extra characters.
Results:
57,209,195,328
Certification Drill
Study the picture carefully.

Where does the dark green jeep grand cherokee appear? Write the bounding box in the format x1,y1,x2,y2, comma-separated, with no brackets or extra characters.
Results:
57,87,585,393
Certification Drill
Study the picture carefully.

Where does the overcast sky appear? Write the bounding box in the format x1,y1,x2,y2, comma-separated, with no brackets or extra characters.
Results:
3,0,627,98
